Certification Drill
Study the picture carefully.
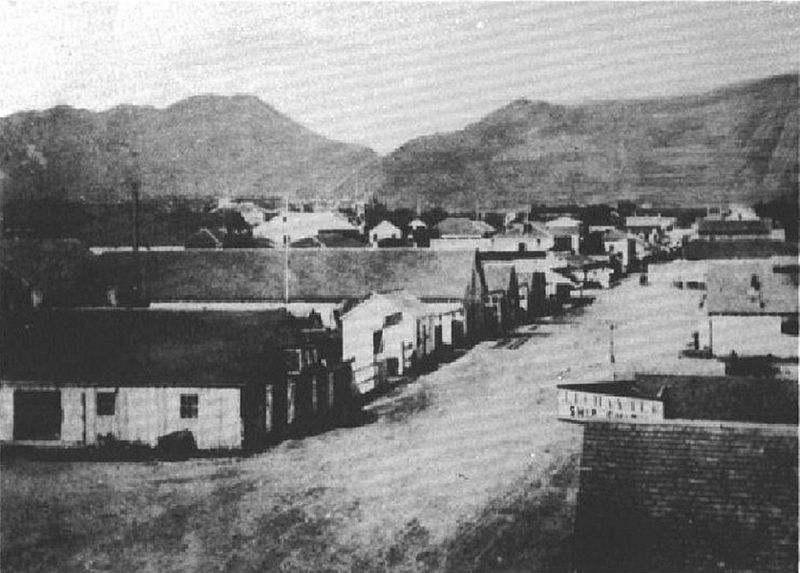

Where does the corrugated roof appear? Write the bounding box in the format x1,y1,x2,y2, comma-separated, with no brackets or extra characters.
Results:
97,249,479,302
1,309,299,386
705,261,798,315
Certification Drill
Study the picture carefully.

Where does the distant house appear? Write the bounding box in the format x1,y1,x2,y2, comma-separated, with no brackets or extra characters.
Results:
369,220,402,246
409,218,427,232
478,251,576,308
624,215,676,244
96,249,489,336
552,254,614,290
342,291,461,393
252,211,359,245
430,217,496,250
482,264,520,333
0,309,357,451
702,260,798,358
490,222,554,252
600,229,634,272
544,217,581,252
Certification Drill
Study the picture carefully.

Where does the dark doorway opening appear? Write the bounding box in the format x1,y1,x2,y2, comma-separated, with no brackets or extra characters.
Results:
13,390,61,440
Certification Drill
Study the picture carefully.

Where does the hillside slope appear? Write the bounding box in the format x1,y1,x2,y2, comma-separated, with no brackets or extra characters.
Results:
377,74,799,209
0,96,378,204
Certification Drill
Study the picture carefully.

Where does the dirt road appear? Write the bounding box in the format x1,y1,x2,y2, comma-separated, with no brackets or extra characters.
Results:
1,263,709,572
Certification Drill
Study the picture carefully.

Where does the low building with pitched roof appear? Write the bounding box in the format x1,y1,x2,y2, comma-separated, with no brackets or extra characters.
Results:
368,220,403,246
701,260,798,358
341,291,462,393
0,309,357,451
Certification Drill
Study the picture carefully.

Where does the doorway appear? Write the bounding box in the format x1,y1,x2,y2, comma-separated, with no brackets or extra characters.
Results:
13,390,61,440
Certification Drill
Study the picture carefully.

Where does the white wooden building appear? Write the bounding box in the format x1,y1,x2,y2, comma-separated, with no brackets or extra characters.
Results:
342,291,461,393
0,383,243,449
369,220,403,245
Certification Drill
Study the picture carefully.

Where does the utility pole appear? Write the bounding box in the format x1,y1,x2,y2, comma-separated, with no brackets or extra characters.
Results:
708,318,713,355
609,323,616,364
284,194,289,306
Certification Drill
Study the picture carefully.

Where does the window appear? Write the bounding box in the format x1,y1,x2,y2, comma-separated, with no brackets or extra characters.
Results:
781,317,798,336
284,349,301,373
96,392,116,416
384,312,403,328
180,394,199,419
373,330,384,355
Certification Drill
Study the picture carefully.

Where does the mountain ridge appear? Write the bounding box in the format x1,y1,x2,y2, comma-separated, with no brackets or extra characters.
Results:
373,73,798,209
2,74,797,210
0,95,378,205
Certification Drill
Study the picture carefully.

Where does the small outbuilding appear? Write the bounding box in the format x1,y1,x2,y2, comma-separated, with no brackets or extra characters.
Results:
369,220,403,246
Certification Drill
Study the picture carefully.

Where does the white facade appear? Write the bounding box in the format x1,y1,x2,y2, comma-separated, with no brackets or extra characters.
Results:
342,293,461,393
490,235,551,252
603,237,630,270
703,315,798,359
369,221,402,245
0,384,243,449
430,237,493,251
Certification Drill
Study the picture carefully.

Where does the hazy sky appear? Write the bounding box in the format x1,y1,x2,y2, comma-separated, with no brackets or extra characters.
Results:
2,1,798,153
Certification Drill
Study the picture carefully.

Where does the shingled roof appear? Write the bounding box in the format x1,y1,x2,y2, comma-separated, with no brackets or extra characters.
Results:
705,261,798,315
1,308,299,386
97,249,480,302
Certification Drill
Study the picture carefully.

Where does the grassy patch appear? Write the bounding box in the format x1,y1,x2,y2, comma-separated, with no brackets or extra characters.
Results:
440,452,581,573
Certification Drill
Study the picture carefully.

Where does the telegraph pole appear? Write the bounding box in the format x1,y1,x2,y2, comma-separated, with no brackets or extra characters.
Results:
609,323,616,364
284,194,290,306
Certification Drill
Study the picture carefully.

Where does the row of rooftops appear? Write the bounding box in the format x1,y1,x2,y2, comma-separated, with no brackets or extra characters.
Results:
3,238,603,307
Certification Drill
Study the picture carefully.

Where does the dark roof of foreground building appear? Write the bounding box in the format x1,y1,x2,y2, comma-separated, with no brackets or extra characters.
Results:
1,308,303,386
575,420,797,573
559,374,798,425
705,262,798,315
97,249,480,302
